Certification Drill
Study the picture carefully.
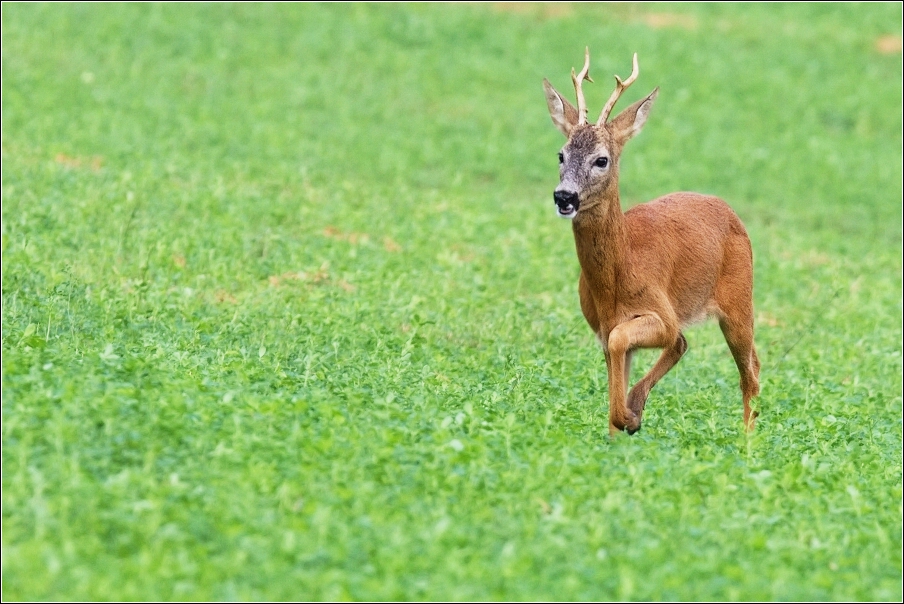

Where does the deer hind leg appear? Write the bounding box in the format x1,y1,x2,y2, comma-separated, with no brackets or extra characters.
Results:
719,314,760,431
715,239,761,431
606,314,677,436
626,333,688,418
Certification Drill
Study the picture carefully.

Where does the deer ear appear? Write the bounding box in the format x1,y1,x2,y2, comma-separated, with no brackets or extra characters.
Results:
610,87,659,144
543,79,579,137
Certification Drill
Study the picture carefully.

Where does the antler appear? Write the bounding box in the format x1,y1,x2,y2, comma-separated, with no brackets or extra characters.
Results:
570,47,594,125
597,53,639,125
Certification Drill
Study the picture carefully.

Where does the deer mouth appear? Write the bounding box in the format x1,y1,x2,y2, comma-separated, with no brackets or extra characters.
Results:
556,203,578,219
554,189,580,219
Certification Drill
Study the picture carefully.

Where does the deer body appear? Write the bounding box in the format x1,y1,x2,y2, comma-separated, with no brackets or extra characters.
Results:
544,50,760,435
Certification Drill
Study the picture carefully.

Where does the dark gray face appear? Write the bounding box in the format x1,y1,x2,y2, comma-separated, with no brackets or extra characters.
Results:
553,126,617,219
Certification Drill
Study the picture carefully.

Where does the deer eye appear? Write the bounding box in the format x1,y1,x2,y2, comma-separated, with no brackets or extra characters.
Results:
594,157,609,168
558,152,564,164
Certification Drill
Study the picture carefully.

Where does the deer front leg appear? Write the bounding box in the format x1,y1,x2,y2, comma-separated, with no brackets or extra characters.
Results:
606,314,677,436
626,333,687,416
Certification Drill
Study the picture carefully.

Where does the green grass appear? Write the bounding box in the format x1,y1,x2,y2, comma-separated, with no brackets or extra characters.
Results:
2,3,901,600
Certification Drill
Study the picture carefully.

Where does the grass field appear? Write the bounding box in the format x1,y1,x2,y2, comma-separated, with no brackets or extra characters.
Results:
2,3,902,600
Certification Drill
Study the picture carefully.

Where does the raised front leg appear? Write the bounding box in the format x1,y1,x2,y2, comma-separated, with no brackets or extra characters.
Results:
606,314,677,436
626,333,688,417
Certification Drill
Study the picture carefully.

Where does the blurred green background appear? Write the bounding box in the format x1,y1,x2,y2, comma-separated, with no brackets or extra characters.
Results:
2,3,901,600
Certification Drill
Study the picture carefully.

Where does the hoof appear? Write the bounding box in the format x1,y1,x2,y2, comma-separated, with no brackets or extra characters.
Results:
610,412,642,435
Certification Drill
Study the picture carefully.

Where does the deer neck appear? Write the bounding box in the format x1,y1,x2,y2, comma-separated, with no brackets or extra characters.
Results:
571,181,628,290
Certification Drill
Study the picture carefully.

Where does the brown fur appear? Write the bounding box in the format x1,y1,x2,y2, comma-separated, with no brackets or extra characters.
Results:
544,55,760,436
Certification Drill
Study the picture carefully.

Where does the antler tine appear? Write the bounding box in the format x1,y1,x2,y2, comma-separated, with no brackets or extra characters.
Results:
597,53,640,125
571,47,594,125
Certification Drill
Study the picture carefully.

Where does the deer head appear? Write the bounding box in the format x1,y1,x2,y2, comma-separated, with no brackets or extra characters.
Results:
543,49,659,218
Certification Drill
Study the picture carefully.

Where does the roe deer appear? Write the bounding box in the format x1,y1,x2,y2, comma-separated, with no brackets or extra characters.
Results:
542,49,760,436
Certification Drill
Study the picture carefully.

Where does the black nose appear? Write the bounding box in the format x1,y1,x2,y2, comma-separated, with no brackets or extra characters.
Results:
554,189,579,210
